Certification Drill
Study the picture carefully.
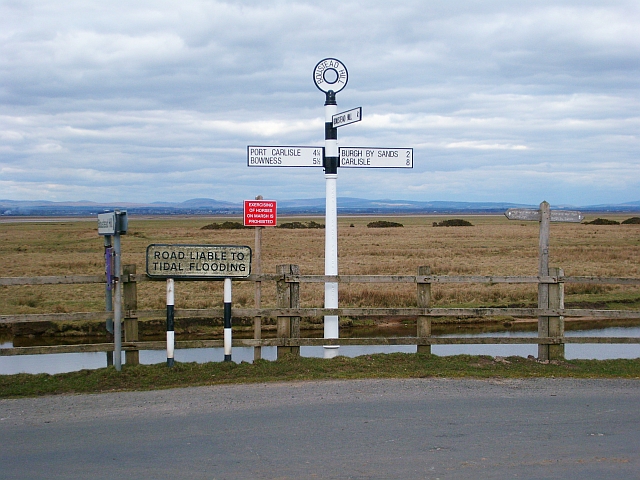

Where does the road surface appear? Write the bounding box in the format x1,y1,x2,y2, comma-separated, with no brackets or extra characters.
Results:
1,378,638,479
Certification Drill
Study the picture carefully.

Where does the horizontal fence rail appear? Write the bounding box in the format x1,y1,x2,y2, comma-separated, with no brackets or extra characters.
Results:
1,269,639,361
3,273,640,286
3,337,640,357
3,308,640,326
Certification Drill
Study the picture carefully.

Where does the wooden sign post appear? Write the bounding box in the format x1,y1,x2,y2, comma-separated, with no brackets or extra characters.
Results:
505,201,583,360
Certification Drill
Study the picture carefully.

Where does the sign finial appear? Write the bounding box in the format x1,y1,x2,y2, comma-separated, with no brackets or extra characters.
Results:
313,58,348,94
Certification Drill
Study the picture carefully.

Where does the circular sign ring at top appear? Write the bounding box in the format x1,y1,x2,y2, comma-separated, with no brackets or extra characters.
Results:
313,58,348,94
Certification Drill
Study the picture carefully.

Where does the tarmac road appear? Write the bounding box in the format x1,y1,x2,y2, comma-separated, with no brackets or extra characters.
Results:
1,378,639,479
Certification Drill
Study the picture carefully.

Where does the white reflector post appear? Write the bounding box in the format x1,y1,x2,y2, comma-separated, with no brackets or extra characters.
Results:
166,278,175,367
224,278,232,362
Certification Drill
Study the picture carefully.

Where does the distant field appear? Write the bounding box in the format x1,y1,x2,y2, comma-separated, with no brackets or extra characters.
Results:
1,214,639,318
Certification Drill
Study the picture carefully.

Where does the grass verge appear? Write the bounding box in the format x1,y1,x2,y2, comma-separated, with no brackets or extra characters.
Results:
1,353,639,399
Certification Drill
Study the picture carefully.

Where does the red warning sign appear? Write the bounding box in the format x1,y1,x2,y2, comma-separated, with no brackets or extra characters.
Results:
243,200,277,227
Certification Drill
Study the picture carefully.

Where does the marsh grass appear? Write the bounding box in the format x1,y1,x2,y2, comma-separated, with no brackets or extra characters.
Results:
1,214,639,316
1,353,640,399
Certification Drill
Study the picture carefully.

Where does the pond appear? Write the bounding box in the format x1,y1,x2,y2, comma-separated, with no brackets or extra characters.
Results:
1,322,639,375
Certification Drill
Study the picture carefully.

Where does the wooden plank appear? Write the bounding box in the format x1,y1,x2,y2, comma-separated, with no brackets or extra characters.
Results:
563,276,640,285
288,275,561,284
0,311,112,324
505,208,583,223
0,343,115,356
288,275,417,283
550,210,584,222
3,274,638,287
3,336,639,356
135,273,282,283
425,276,557,284
2,307,639,325
284,337,640,346
0,275,106,286
505,208,541,221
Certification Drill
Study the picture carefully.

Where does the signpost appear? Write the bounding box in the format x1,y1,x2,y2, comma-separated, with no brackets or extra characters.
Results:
505,201,583,361
97,210,127,372
505,208,584,223
244,200,277,227
246,58,414,356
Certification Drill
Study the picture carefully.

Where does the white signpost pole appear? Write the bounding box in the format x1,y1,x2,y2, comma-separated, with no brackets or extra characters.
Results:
314,58,348,357
324,91,339,357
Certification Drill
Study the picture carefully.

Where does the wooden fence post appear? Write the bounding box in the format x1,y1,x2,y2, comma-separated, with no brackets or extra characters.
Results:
537,201,551,361
276,264,300,358
276,265,291,358
289,264,301,356
417,266,432,354
548,267,565,360
122,264,139,365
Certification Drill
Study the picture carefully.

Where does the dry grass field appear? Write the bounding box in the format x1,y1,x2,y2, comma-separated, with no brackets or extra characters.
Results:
1,214,639,321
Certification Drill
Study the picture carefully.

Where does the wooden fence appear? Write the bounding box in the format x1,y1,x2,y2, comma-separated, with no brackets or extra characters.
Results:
1,265,640,363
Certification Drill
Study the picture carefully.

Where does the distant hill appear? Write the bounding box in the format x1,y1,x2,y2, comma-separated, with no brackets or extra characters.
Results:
1,198,639,217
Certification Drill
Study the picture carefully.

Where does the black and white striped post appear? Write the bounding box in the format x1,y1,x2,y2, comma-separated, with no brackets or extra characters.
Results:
166,278,175,367
314,58,348,359
223,278,232,362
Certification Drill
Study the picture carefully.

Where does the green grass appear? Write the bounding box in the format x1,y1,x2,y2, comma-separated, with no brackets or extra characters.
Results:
1,353,639,399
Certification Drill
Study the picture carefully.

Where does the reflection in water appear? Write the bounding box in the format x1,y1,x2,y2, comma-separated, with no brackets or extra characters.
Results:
1,325,639,375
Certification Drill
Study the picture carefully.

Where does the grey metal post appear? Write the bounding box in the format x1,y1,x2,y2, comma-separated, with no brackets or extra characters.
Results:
113,232,122,371
104,235,114,367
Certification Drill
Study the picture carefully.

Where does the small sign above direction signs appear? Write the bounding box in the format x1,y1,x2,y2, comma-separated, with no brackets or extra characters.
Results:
332,107,362,128
146,245,252,279
244,200,277,227
247,146,324,167
339,147,413,168
505,208,584,223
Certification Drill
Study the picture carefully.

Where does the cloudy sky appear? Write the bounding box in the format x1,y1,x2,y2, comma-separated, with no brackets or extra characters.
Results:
1,0,638,206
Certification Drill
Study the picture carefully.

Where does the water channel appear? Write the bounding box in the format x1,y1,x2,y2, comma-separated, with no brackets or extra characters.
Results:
1,322,639,375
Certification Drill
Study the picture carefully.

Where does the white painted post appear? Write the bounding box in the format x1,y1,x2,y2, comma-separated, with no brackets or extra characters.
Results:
166,278,175,367
324,91,339,358
113,233,122,371
224,278,232,362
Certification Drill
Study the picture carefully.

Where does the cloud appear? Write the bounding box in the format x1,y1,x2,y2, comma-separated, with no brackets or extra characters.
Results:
0,0,638,205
